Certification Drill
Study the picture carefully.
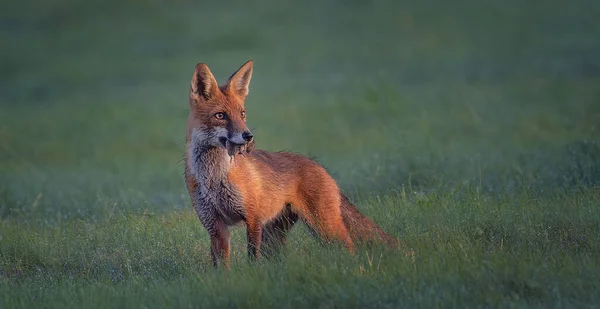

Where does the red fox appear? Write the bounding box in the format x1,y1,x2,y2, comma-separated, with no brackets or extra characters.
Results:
185,60,401,268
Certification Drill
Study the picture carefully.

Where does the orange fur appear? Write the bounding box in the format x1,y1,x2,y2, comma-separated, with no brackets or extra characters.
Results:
185,61,401,267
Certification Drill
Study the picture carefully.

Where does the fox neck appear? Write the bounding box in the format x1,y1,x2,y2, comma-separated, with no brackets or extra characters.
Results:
187,129,245,225
187,130,231,183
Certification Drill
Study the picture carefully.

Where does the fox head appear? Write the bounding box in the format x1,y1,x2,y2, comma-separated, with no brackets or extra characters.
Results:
188,60,255,156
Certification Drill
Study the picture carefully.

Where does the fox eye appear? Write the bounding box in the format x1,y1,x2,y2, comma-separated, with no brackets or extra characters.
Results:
214,112,226,120
241,111,246,118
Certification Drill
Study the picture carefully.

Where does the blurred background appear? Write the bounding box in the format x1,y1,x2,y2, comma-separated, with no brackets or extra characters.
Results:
1,0,599,222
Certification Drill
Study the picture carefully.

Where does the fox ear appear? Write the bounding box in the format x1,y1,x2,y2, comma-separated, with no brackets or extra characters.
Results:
226,60,253,98
191,63,219,101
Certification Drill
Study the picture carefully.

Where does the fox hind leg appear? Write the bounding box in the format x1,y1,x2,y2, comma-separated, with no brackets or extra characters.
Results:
261,206,299,258
292,199,354,253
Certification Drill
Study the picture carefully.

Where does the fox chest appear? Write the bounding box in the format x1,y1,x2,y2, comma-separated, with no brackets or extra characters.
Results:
187,147,246,225
195,177,245,225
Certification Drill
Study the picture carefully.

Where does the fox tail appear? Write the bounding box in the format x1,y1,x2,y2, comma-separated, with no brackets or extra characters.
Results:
340,195,403,249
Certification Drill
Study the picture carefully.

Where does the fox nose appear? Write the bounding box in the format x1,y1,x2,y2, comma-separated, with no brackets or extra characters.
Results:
242,131,253,142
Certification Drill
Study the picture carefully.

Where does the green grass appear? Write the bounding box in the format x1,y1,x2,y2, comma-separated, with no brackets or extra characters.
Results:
1,0,600,308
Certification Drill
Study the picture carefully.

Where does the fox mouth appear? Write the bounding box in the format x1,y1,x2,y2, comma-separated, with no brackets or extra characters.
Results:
218,137,249,157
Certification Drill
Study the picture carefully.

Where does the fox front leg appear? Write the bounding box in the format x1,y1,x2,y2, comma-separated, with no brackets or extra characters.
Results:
246,219,263,261
208,220,231,268
196,208,231,269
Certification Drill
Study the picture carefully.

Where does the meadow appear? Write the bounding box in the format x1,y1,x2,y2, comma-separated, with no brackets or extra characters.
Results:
1,0,599,308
